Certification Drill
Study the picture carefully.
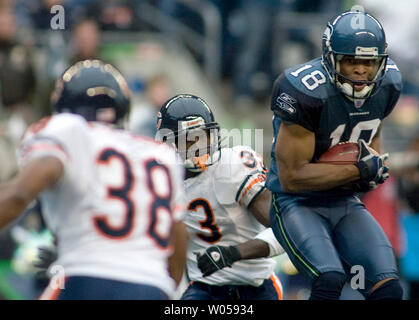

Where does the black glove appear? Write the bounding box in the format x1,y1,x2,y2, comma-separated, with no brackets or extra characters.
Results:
195,245,241,277
354,139,389,191
34,246,57,272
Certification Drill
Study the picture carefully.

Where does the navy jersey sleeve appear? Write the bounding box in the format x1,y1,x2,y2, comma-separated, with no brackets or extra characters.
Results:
270,74,322,132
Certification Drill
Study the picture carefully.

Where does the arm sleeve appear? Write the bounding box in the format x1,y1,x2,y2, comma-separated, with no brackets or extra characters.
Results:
254,228,285,258
17,114,87,169
214,146,267,208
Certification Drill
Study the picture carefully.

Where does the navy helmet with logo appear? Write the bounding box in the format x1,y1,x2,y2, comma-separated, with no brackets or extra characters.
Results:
322,11,388,100
157,94,221,172
51,59,131,125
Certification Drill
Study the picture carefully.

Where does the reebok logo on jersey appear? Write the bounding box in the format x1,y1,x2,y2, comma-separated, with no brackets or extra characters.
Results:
275,93,297,115
210,251,221,262
279,93,297,105
275,97,296,115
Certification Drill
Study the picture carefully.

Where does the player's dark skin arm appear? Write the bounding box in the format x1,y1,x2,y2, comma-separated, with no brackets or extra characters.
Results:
0,156,63,228
234,189,272,259
168,221,189,287
248,188,271,227
277,122,360,193
235,239,270,260
370,123,382,154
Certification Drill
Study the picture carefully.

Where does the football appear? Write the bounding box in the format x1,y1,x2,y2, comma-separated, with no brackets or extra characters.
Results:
317,142,360,165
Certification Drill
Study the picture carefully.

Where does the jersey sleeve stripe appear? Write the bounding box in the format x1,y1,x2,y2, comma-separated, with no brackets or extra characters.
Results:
246,186,266,208
237,177,264,206
234,170,265,202
19,143,70,163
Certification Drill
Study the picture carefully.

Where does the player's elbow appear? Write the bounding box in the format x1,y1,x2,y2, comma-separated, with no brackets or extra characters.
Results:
279,171,301,193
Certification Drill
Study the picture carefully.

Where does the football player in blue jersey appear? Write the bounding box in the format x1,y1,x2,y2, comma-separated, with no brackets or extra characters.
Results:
267,11,403,300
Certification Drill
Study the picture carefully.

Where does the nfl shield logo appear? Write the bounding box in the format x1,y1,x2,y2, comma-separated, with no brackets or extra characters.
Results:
354,99,364,108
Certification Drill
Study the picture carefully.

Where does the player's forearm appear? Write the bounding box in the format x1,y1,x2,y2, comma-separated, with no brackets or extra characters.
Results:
370,125,382,154
279,162,360,193
0,183,31,228
0,157,63,228
168,221,189,286
236,239,270,260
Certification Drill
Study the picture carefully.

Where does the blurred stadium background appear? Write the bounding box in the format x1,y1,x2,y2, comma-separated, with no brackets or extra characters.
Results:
0,0,418,300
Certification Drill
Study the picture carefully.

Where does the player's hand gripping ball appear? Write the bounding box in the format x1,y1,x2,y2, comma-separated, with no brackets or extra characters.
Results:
318,140,389,192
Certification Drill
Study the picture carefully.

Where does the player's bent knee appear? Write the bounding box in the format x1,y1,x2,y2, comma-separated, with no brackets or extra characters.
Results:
367,279,403,300
309,271,346,300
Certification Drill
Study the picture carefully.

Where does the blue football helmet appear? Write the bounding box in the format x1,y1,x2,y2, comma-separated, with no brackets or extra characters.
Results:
157,94,221,172
51,60,131,124
322,11,388,101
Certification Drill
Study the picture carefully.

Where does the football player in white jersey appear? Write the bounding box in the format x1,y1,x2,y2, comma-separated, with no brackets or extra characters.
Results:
157,94,284,300
0,60,188,300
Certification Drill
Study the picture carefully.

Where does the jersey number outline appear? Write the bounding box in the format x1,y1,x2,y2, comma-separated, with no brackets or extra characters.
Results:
94,148,135,239
329,119,381,147
93,148,173,248
240,150,267,173
145,159,173,248
291,64,327,91
188,198,222,244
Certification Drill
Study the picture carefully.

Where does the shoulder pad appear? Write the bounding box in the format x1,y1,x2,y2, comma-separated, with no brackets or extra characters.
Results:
213,146,266,206
382,58,402,91
283,58,335,100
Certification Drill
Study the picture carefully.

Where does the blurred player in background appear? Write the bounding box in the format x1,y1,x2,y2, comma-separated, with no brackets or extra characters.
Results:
267,11,403,300
0,59,188,300
157,94,284,300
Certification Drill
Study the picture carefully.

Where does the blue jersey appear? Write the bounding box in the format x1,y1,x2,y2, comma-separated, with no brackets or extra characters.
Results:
266,57,402,195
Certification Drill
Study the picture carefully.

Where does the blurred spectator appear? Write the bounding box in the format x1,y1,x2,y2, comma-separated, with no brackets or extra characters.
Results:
27,0,64,30
94,0,140,31
0,6,37,142
362,177,403,258
129,73,173,138
396,136,419,300
69,18,101,64
16,0,99,30
229,0,279,109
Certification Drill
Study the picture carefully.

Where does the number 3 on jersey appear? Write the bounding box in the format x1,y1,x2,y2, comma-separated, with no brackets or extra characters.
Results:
188,199,222,243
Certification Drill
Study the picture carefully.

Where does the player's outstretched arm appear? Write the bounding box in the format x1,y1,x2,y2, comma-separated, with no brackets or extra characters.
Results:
0,156,63,228
168,221,189,287
248,188,271,227
277,122,360,192
196,229,284,277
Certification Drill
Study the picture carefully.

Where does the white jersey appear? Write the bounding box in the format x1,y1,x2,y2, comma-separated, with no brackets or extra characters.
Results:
184,146,276,287
18,113,185,297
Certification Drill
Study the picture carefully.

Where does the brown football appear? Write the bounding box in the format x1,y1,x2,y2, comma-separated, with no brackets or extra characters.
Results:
318,142,360,165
